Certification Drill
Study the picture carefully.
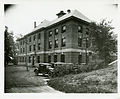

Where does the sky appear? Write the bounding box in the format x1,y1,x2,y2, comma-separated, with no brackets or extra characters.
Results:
4,0,120,40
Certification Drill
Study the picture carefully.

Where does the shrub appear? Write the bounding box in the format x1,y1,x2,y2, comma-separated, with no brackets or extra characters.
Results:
49,61,107,77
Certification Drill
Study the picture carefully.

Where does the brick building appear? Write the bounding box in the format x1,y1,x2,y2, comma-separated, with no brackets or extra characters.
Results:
16,9,94,66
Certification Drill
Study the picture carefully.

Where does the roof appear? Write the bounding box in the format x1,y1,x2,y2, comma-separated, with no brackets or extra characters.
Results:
17,10,91,40
32,10,91,32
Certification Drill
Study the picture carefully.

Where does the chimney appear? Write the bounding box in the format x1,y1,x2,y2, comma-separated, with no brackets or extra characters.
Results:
34,21,36,28
67,9,71,13
56,11,66,18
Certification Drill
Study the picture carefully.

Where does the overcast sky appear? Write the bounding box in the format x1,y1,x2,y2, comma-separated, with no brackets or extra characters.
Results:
4,0,119,40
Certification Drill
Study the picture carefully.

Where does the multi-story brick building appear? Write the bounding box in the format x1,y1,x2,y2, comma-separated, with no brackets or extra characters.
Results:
16,9,94,66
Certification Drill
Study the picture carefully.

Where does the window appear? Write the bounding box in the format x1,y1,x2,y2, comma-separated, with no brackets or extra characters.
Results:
33,35,36,41
33,44,36,51
48,55,51,63
78,37,82,47
22,57,23,62
55,38,58,48
29,56,31,63
86,38,89,48
78,25,83,32
20,41,22,45
29,37,31,42
29,45,31,51
54,55,57,62
61,25,66,33
49,31,52,37
55,28,58,35
20,48,22,53
86,28,89,35
61,37,66,47
78,55,82,64
61,54,65,62
38,33,41,39
37,56,40,63
23,40,24,45
49,40,52,49
38,43,40,50
23,48,25,53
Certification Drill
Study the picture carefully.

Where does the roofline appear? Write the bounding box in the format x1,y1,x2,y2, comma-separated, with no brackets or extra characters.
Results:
16,16,90,41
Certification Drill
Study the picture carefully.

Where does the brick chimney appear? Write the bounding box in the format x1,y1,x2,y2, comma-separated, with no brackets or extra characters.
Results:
56,11,66,18
34,21,36,28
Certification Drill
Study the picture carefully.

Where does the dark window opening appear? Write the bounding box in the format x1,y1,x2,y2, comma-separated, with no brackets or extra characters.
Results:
29,45,31,52
33,35,36,41
78,55,82,64
29,37,31,42
33,44,36,51
48,55,51,63
86,28,89,35
29,56,31,63
61,54,65,62
38,33,41,39
54,55,57,62
38,43,40,50
37,56,40,63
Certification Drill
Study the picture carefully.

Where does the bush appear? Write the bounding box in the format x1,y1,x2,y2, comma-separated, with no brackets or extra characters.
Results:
49,61,107,77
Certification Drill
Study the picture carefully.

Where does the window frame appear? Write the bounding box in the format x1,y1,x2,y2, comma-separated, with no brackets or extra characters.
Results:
37,56,40,63
61,36,66,47
49,31,52,37
48,55,51,63
54,28,59,35
38,33,41,39
38,43,41,50
78,25,83,33
49,40,52,49
61,54,65,62
78,55,82,64
78,37,82,47
54,55,57,62
61,25,66,33
55,38,58,48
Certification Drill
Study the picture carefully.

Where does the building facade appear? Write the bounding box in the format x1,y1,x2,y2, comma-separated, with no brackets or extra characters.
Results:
16,10,94,66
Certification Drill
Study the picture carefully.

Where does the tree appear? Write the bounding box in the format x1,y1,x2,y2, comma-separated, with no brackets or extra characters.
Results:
4,26,17,66
89,19,117,65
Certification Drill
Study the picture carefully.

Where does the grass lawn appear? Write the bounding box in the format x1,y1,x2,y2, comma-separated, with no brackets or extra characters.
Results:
48,63,117,93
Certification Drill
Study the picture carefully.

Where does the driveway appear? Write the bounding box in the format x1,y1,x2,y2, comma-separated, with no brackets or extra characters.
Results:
5,65,62,93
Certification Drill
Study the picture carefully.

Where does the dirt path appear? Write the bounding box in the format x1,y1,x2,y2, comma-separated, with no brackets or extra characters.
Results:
5,65,63,93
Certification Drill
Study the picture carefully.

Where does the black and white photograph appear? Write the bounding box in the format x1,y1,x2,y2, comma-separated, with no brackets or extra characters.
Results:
1,0,120,98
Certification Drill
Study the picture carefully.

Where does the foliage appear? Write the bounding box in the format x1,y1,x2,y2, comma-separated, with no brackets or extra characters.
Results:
4,26,17,66
49,61,106,77
89,20,117,64
48,62,117,93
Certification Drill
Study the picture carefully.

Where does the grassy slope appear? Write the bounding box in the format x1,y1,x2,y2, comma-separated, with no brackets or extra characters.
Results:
48,62,117,93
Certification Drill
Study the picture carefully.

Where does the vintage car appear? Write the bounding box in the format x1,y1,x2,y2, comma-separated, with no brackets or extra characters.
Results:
34,63,54,76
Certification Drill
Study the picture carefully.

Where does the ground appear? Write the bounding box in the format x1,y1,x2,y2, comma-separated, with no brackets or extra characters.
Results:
48,62,117,93
5,65,62,93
